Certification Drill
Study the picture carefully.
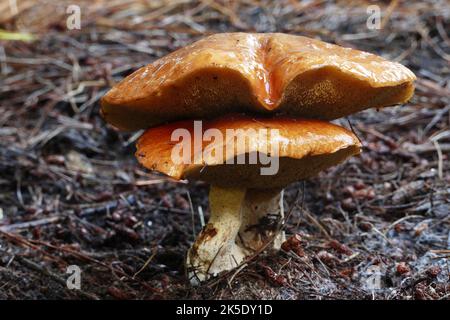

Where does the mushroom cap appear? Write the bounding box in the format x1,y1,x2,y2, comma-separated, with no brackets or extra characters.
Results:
102,33,415,131
135,114,362,188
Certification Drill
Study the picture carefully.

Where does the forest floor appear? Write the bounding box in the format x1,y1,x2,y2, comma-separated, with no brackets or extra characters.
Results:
0,0,449,299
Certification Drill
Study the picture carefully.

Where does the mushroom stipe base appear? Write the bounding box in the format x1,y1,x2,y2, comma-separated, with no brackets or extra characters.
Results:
186,185,285,285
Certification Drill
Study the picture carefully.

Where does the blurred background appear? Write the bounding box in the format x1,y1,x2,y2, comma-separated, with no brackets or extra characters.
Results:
0,0,449,299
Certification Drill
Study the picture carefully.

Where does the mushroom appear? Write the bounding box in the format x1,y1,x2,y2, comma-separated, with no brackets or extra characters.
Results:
101,32,415,284
135,115,361,283
101,33,415,131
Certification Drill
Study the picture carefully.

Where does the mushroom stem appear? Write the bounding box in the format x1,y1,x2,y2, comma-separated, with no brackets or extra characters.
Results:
186,185,285,285
187,185,247,285
239,188,286,252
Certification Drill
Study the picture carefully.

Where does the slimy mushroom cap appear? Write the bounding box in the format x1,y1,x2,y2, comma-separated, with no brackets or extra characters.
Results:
135,114,362,188
102,32,415,131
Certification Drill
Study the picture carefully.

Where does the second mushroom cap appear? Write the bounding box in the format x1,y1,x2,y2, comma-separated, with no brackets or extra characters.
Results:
136,114,362,188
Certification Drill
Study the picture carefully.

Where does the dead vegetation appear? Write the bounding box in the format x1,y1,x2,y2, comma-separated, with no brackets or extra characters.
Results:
0,0,449,299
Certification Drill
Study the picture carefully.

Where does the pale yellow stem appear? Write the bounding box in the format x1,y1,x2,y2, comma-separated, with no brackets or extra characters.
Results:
186,185,285,285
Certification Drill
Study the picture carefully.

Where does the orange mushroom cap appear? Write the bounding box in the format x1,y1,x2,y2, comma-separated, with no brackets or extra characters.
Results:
102,33,415,131
135,114,362,188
